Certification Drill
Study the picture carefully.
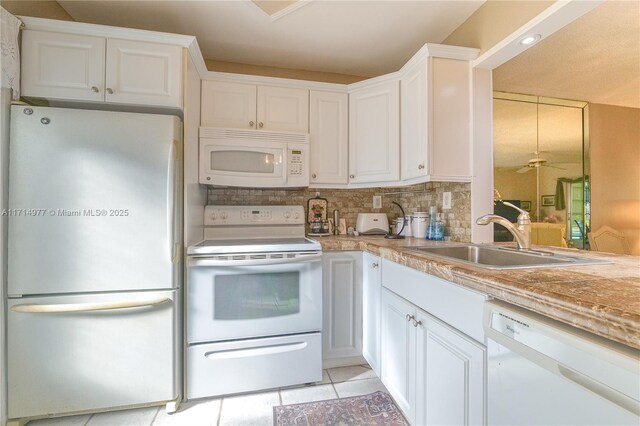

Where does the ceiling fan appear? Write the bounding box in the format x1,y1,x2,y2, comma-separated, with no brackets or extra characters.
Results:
517,152,566,173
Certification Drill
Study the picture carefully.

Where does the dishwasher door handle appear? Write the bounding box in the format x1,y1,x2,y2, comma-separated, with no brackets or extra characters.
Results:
558,365,640,416
11,297,172,313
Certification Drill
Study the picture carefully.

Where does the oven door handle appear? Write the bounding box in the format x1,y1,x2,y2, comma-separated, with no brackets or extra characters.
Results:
188,253,322,267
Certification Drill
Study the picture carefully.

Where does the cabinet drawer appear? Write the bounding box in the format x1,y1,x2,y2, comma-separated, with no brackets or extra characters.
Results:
187,332,322,399
381,259,486,342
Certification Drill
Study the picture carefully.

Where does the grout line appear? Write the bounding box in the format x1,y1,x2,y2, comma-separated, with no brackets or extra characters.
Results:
278,390,283,406
83,414,93,426
216,398,224,426
149,406,161,425
331,382,340,399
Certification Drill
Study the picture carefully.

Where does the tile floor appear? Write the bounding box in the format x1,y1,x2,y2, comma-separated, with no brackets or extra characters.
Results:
29,364,390,426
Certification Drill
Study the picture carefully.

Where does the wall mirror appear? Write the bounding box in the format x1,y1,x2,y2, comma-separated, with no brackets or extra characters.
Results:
493,92,589,249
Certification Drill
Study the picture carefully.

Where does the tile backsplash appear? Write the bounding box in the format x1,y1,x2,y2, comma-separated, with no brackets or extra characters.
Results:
208,182,471,242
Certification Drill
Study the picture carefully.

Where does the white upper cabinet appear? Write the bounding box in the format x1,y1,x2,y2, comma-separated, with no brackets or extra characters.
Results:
309,90,349,185
201,81,309,133
401,55,473,182
349,80,400,184
201,81,257,129
21,31,105,102
21,30,183,108
105,39,183,107
257,86,309,132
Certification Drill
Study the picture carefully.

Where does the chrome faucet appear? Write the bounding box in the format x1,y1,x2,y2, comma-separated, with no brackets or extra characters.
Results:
476,201,531,250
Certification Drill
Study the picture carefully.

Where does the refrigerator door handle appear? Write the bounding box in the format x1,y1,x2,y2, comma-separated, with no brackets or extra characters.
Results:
10,297,172,313
168,138,180,264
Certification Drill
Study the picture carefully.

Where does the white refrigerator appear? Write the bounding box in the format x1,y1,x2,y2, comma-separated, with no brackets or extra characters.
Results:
6,105,182,421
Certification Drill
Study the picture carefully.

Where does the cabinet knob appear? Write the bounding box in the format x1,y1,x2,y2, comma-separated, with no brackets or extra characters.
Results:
372,262,379,268
350,174,355,179
412,318,423,327
106,88,114,95
418,164,425,170
311,173,317,179
258,122,264,128
91,86,99,93
405,314,414,322
249,121,254,127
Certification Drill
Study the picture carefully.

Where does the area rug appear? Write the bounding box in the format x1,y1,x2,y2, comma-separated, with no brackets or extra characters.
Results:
273,391,409,426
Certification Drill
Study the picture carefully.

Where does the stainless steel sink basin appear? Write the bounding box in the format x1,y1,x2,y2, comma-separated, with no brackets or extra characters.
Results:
406,245,609,269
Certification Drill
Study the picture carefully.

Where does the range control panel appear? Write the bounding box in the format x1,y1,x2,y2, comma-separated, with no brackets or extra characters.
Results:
204,205,305,226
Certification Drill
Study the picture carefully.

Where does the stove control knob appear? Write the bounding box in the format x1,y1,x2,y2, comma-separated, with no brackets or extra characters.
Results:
284,211,291,219
220,212,228,220
293,211,300,219
210,212,217,221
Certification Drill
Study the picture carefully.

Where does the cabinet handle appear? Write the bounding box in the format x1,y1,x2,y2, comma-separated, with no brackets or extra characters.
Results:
350,174,355,179
91,86,99,93
372,262,379,268
258,122,264,128
311,173,317,179
418,164,425,170
249,121,254,127
405,314,414,322
412,318,423,327
106,88,114,94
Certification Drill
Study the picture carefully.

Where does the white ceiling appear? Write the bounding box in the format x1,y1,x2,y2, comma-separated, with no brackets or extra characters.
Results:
58,0,484,78
493,0,640,109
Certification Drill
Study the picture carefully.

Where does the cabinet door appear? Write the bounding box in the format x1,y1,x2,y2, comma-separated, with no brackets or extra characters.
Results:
309,91,349,185
21,30,105,102
349,81,400,183
362,253,381,375
415,309,485,426
381,288,415,423
401,61,428,180
322,252,363,360
105,39,182,107
201,81,257,128
257,86,309,132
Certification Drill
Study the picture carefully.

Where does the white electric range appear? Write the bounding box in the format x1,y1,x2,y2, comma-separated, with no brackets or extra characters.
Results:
185,205,322,399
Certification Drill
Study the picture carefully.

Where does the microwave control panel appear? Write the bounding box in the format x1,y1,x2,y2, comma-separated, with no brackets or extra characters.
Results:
287,143,309,187
289,149,304,176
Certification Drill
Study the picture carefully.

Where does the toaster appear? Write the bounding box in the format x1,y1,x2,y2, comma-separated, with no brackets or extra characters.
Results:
356,213,390,235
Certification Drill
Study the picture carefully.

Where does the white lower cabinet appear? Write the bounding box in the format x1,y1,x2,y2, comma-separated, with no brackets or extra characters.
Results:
362,253,382,376
381,287,417,421
322,251,363,364
380,259,486,425
415,310,485,426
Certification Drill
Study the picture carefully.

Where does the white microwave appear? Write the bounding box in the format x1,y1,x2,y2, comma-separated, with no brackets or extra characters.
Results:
199,127,309,188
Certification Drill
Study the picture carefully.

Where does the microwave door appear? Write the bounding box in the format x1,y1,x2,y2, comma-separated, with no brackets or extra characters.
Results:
200,140,286,187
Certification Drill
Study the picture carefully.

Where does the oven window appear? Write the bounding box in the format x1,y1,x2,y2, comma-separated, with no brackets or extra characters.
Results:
214,272,300,320
211,151,277,174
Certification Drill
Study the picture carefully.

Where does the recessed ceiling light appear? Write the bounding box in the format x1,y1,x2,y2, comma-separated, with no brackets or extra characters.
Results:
519,34,542,46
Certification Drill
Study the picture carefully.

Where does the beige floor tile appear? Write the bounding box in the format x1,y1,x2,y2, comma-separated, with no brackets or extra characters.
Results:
86,406,159,426
152,398,221,426
333,377,388,398
28,414,92,426
280,384,338,405
218,391,280,426
327,365,376,383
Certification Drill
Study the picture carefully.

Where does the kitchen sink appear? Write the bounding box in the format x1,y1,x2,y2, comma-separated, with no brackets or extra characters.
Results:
406,245,610,269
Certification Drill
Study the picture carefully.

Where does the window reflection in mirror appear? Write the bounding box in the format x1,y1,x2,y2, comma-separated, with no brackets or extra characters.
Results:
493,92,589,249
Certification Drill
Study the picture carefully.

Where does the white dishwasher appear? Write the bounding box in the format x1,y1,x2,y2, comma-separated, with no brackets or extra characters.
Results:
485,300,639,425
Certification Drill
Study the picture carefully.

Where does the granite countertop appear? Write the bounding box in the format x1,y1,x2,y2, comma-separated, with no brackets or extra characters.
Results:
315,235,640,350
